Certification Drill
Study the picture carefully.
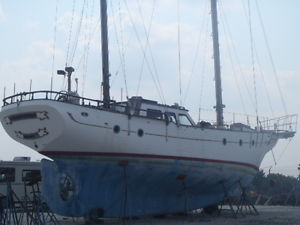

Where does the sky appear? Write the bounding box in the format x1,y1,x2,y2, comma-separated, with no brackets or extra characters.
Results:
0,0,299,176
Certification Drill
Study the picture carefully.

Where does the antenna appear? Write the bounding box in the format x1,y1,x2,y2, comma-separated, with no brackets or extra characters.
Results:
75,78,78,92
3,86,6,99
29,79,32,92
57,67,74,93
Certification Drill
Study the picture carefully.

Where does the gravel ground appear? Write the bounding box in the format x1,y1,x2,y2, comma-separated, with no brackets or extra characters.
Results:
56,206,300,225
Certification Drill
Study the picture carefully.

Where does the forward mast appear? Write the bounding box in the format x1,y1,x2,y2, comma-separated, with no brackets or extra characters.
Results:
100,0,110,108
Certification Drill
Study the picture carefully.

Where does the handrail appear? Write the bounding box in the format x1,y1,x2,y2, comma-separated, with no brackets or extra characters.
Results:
2,90,298,134
3,90,107,108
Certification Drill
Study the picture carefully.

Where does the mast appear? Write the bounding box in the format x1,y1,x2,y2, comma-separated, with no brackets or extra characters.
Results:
100,0,110,108
210,0,224,127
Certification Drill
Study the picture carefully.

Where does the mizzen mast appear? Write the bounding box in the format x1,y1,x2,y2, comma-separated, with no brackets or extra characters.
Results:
100,0,110,108
210,0,224,127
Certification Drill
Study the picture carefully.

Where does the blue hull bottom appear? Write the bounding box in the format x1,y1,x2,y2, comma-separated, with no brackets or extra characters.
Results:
41,156,256,218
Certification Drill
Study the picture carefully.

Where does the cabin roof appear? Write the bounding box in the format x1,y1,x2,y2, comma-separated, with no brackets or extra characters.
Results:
128,96,188,112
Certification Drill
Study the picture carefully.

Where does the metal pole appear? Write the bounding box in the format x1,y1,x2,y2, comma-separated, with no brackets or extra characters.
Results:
67,73,71,93
210,0,224,127
100,0,111,108
29,79,32,92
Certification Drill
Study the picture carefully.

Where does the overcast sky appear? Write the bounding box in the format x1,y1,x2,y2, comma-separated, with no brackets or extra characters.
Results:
0,0,299,176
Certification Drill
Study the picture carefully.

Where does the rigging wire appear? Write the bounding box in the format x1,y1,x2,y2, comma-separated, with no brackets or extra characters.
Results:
123,0,165,103
51,0,60,92
241,0,274,117
198,19,210,122
109,0,129,98
253,44,274,117
255,0,288,115
109,0,131,89
247,0,259,125
69,0,87,65
65,0,76,66
81,0,96,96
130,0,165,103
183,0,208,105
136,1,166,103
118,0,129,99
220,0,255,111
177,0,182,106
276,138,293,166
135,0,157,96
218,2,247,115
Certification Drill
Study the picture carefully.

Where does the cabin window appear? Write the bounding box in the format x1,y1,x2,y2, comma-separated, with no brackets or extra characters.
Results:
0,167,15,182
146,109,163,120
165,112,177,124
179,114,193,126
22,170,41,182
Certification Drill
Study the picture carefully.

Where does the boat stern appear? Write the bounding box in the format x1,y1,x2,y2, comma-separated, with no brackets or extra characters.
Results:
0,100,65,152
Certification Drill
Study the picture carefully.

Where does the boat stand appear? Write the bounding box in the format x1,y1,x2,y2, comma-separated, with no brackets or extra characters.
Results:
119,161,132,225
22,170,59,225
0,179,21,225
235,181,258,216
0,171,59,225
218,180,237,218
218,180,258,218
176,174,191,217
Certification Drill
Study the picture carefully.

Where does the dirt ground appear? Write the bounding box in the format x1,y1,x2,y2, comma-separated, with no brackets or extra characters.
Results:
57,206,300,225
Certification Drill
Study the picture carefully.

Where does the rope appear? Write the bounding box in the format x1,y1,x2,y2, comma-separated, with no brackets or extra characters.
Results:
177,0,182,106
65,0,76,66
247,0,259,125
51,0,60,92
255,0,288,115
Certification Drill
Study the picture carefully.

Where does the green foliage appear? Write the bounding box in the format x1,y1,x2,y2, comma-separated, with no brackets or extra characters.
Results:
251,170,300,205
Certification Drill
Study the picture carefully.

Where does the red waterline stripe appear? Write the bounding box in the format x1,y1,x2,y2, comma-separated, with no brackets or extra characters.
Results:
40,151,259,171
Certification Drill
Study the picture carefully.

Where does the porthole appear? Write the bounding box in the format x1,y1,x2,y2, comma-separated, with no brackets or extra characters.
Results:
113,125,120,134
222,138,227,145
137,129,144,137
239,139,243,146
81,112,88,117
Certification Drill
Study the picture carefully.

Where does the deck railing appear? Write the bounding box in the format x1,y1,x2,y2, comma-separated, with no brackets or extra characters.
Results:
3,90,106,108
2,90,298,134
